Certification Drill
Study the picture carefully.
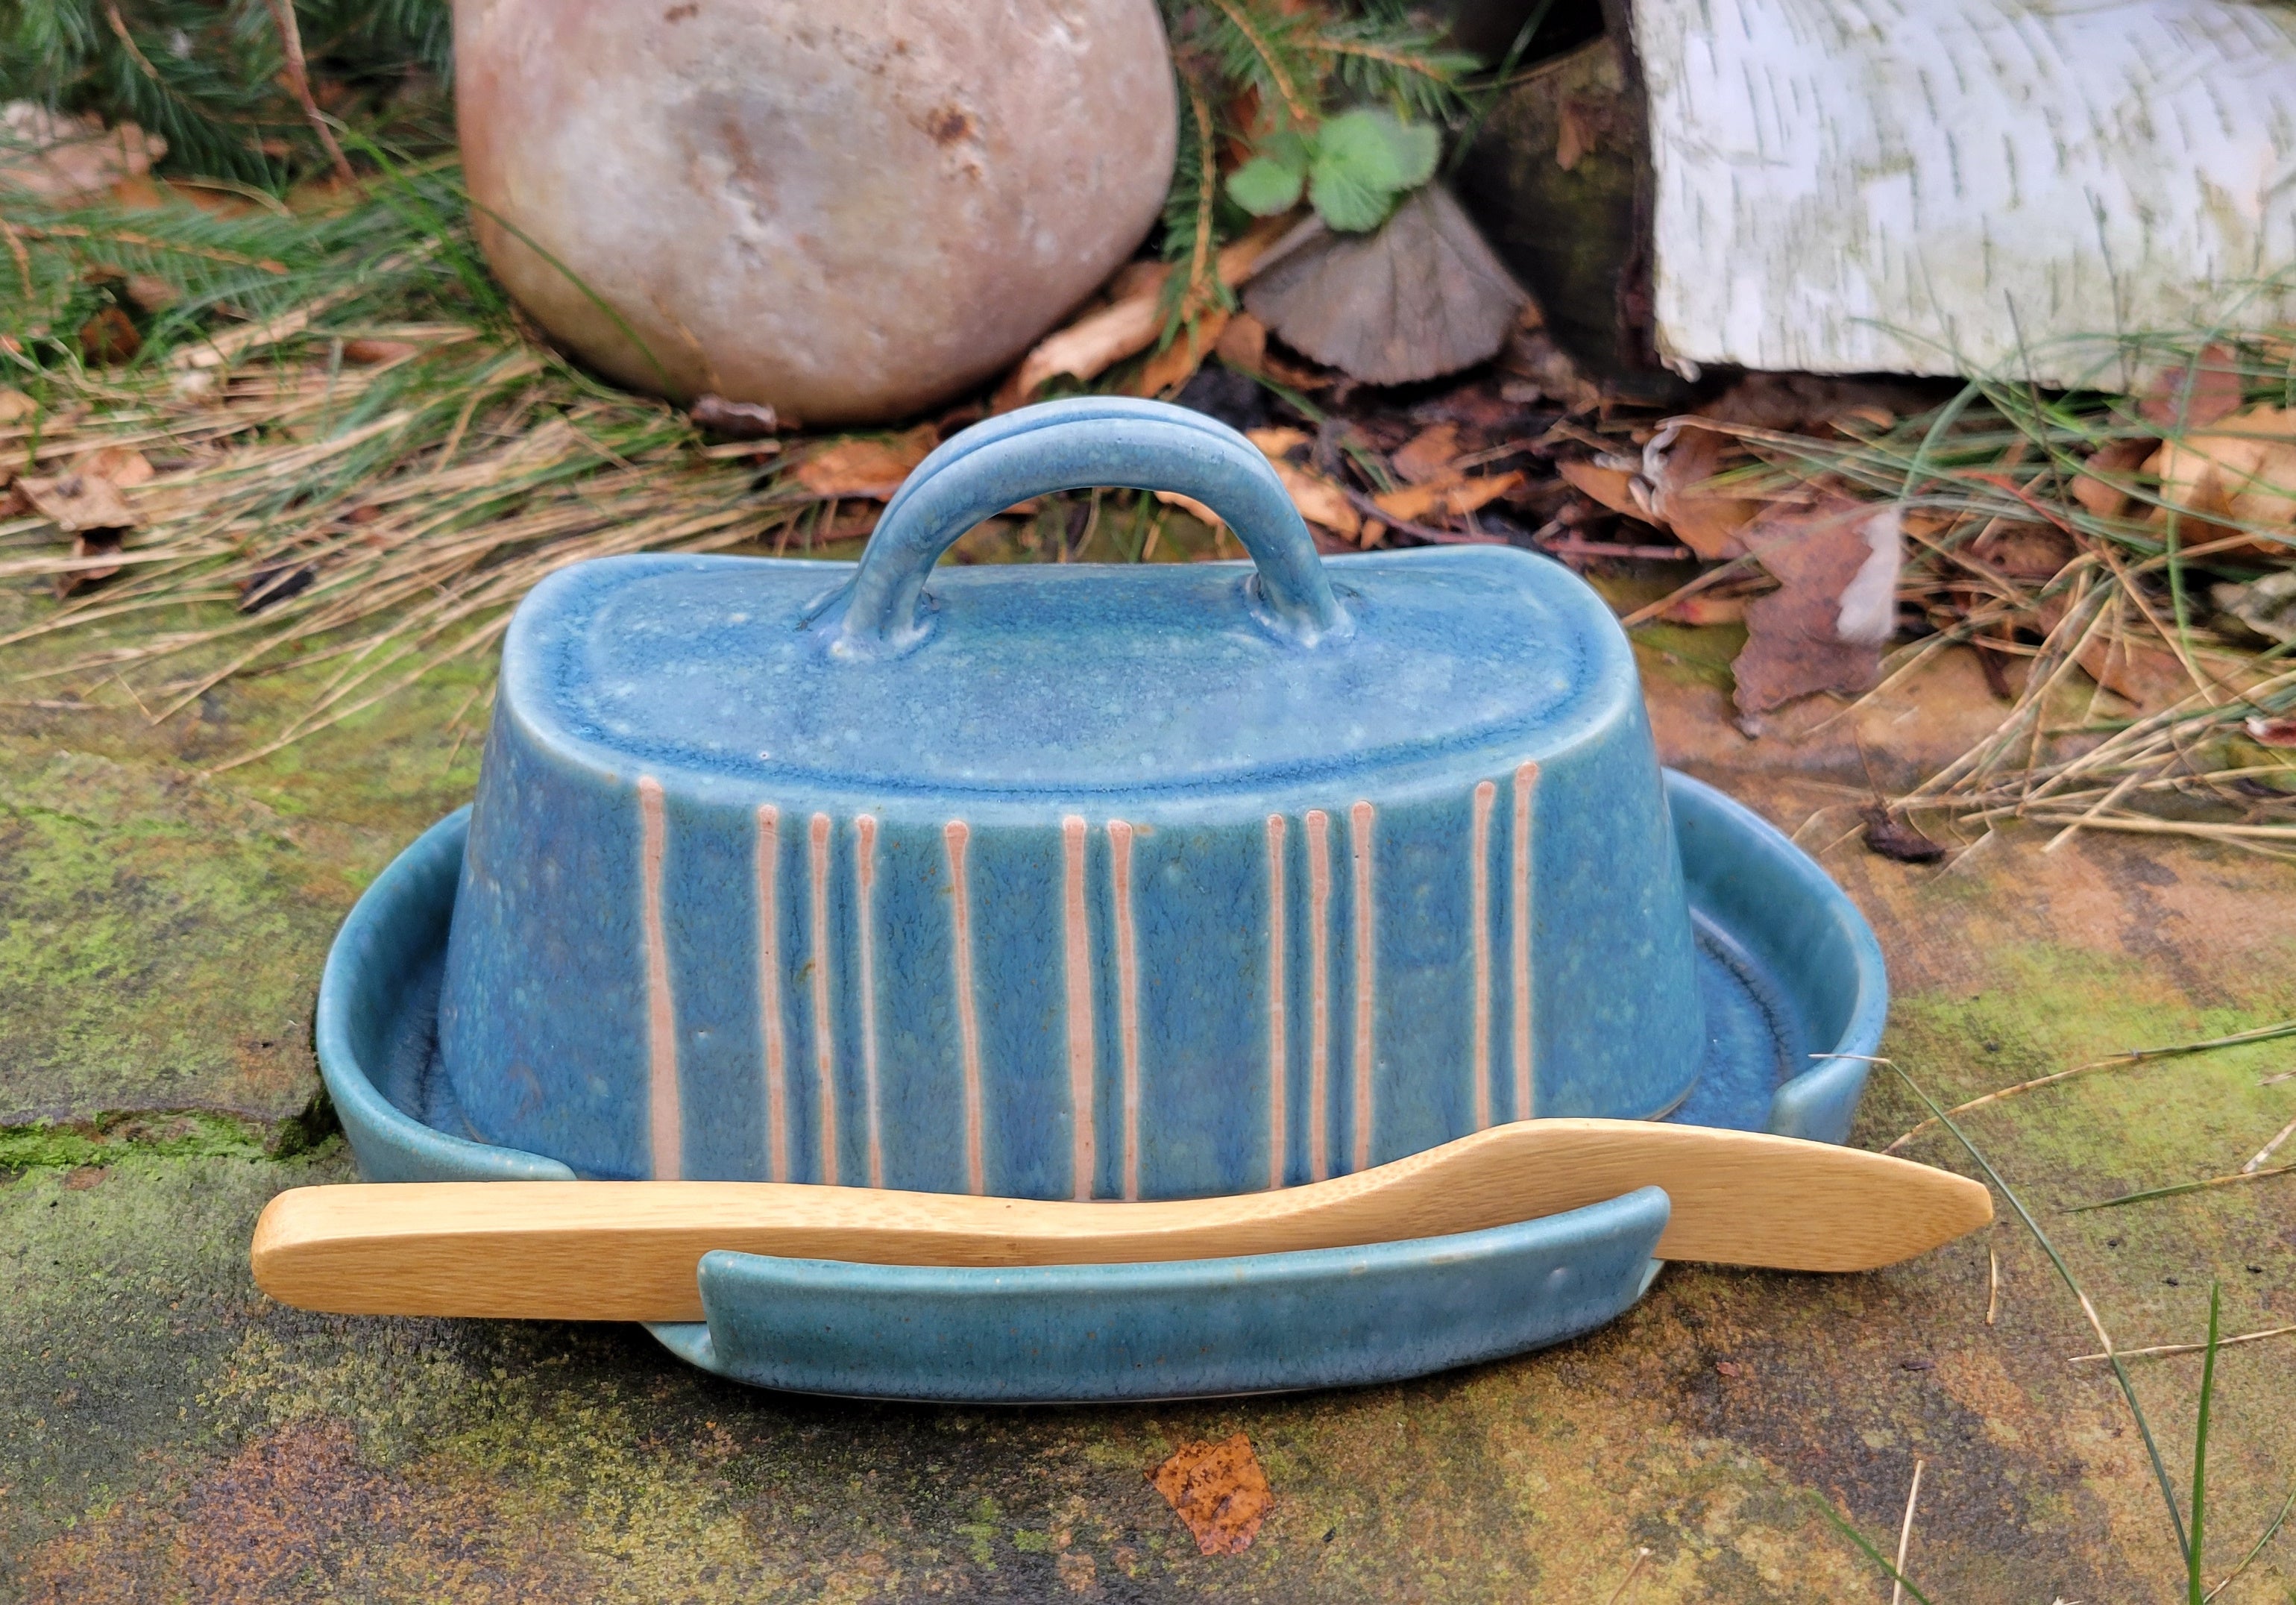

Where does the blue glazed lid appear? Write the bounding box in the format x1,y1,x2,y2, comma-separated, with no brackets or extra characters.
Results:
505,401,1631,818
445,398,1709,1196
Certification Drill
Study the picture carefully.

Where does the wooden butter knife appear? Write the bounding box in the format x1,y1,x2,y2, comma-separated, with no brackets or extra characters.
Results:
252,1118,1993,1322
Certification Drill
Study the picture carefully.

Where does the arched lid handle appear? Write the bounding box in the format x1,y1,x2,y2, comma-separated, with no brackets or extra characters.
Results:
821,397,1350,659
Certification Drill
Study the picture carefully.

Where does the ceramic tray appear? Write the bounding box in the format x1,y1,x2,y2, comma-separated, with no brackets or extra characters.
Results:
314,770,1884,1402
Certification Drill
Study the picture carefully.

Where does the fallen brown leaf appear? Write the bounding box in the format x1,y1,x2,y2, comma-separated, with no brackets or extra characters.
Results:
1154,490,1224,527
83,446,154,489
1863,807,1947,863
1150,1434,1273,1557
2035,593,2260,714
1271,459,1360,539
2139,344,2246,431
0,104,166,201
998,219,1293,406
122,273,180,314
55,530,124,598
0,389,35,424
1731,499,1901,715
691,393,784,439
78,304,140,365
1373,471,1522,525
1969,521,2075,582
1644,421,1759,559
341,338,420,365
2147,405,2296,559
793,426,937,500
1391,423,1462,486
2214,571,2296,644
1696,372,1931,434
2069,437,2154,520
1244,427,1312,459
21,468,139,532
1557,458,1640,518
1214,312,1268,374
1133,309,1228,398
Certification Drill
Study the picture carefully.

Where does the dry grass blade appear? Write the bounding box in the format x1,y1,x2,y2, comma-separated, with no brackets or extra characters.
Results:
2069,1323,2296,1366
1886,1020,2296,1152
1711,321,2296,840
0,165,884,763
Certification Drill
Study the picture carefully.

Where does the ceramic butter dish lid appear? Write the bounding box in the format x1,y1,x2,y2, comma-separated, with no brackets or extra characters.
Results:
439,398,1707,1198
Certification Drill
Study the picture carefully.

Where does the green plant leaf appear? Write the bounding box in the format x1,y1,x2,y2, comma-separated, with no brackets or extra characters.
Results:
1321,108,1440,191
1226,154,1306,216
1306,107,1439,232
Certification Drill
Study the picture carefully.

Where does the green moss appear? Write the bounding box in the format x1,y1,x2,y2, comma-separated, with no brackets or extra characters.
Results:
0,1111,285,1173
1633,622,1749,691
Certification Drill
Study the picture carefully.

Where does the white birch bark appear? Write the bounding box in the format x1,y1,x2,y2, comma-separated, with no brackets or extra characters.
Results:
1633,0,2296,386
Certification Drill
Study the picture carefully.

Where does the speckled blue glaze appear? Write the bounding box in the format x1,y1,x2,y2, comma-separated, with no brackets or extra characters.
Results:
311,771,1884,1401
653,1189,1671,1403
438,398,1705,1199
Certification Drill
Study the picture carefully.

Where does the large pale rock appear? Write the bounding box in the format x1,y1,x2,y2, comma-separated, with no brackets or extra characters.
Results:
456,0,1177,424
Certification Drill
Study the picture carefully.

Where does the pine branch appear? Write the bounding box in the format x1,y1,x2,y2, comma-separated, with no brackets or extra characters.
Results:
1169,0,1322,128
1,0,453,189
1158,75,1233,342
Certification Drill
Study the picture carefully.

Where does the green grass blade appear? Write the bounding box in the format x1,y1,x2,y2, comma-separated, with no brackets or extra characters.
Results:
1887,1063,2192,1565
2069,1162,2296,1213
2204,1476,2296,1601
1810,1494,1934,1605
2189,1282,2220,1604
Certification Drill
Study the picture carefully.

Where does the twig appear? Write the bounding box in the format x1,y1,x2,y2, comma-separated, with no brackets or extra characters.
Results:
1987,1247,2000,1327
2066,1161,2296,1213
2242,1111,2296,1174
1546,537,1694,562
1886,1020,2296,1152
1890,1459,1925,1605
1334,482,1508,545
2070,1323,2296,1366
1600,1546,1652,1605
264,0,356,185
1619,552,1762,629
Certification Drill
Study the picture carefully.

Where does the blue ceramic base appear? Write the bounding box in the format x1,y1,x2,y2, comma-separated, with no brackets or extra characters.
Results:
313,770,1885,1402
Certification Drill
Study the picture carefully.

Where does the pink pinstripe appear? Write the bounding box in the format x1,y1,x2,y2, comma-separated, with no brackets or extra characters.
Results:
638,779,681,1181
944,820,986,1195
808,812,837,1186
755,803,789,1182
1060,816,1098,1200
1107,820,1142,1202
1349,800,1377,1173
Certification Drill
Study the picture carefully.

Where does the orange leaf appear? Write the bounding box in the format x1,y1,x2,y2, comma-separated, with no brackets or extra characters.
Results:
1557,458,1640,518
1645,421,1758,559
1374,471,1523,525
792,426,937,500
1133,310,1227,398
1150,1434,1273,1557
1270,459,1359,538
1390,423,1462,486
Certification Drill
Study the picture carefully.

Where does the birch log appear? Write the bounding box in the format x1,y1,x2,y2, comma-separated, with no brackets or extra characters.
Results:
1634,0,2296,387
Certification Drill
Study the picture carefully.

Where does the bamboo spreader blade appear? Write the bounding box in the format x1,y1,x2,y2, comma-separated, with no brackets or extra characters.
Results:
251,1119,1993,1323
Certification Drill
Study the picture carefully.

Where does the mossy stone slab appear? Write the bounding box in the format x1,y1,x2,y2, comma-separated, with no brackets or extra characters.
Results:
3,592,2293,1600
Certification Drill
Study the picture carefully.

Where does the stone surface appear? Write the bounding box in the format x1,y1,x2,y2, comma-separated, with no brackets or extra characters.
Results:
455,0,1177,424
4,568,2295,1601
